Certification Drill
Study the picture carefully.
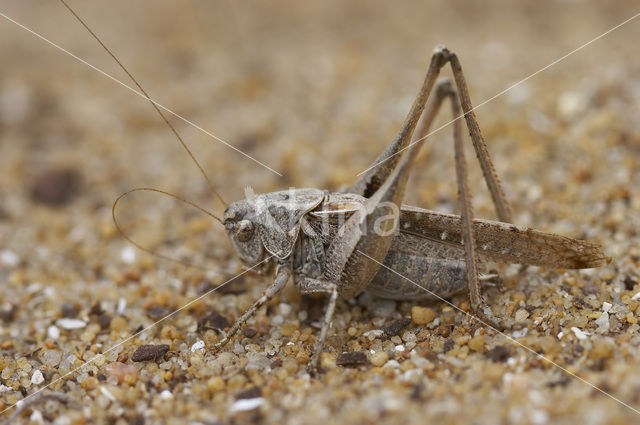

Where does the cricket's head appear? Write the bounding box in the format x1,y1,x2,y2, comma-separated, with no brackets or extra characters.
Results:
223,199,265,267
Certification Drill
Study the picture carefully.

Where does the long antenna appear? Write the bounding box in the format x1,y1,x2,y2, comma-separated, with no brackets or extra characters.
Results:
59,0,227,207
112,187,224,271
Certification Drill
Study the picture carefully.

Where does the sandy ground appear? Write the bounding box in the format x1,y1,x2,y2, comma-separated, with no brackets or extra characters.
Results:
1,1,640,424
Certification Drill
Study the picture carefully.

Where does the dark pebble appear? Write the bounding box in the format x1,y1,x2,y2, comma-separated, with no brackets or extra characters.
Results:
96,314,112,330
236,386,262,400
131,344,170,362
242,327,258,338
443,339,455,353
582,282,600,296
410,383,424,401
437,325,452,338
485,345,511,362
30,168,80,206
198,311,230,332
547,376,570,387
128,415,145,425
414,346,437,361
336,351,367,367
270,358,283,369
61,303,78,318
146,306,170,320
88,302,104,316
624,276,637,291
0,304,16,323
383,317,412,337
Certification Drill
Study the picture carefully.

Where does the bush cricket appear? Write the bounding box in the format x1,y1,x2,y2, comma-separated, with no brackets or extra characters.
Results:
61,1,606,373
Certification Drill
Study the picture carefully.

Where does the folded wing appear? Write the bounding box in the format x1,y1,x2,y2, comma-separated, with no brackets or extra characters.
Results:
399,206,607,269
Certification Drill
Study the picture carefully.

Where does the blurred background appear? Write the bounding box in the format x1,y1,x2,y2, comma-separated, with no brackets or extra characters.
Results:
1,1,639,423
1,0,639,265
1,0,638,213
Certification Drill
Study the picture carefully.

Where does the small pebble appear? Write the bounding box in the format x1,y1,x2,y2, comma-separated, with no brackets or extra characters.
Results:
47,326,60,340
320,352,336,370
443,339,455,353
370,299,397,318
229,397,264,413
131,344,170,362
236,386,262,400
512,328,528,338
207,376,225,393
81,377,99,391
282,358,298,374
411,306,436,325
571,327,589,340
336,351,367,367
362,329,384,341
197,311,230,331
589,340,614,361
383,318,412,337
280,322,298,337
105,362,138,383
0,250,19,267
116,298,127,315
29,410,43,424
468,335,485,352
120,246,137,264
146,306,170,320
624,277,637,291
56,318,86,330
190,340,205,352
370,351,389,367
242,327,257,338
515,308,529,322
595,312,610,332
60,303,78,318
582,282,600,296
40,349,62,367
100,386,117,402
30,370,44,385
30,168,80,206
485,345,511,362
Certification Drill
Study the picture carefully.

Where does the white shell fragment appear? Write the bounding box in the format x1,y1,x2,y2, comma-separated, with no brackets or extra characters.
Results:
31,370,45,385
120,246,137,264
56,318,87,330
190,340,205,352
571,327,589,340
48,325,60,339
595,312,610,332
99,386,116,402
230,397,265,413
159,390,173,400
0,249,19,267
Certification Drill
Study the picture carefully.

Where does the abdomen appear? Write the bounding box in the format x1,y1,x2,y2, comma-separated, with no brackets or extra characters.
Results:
367,248,468,301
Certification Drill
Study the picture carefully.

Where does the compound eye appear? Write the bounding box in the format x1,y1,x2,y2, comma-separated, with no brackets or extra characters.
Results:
235,219,254,242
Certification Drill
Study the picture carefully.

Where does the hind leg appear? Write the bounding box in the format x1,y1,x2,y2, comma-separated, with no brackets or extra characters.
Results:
352,46,512,224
